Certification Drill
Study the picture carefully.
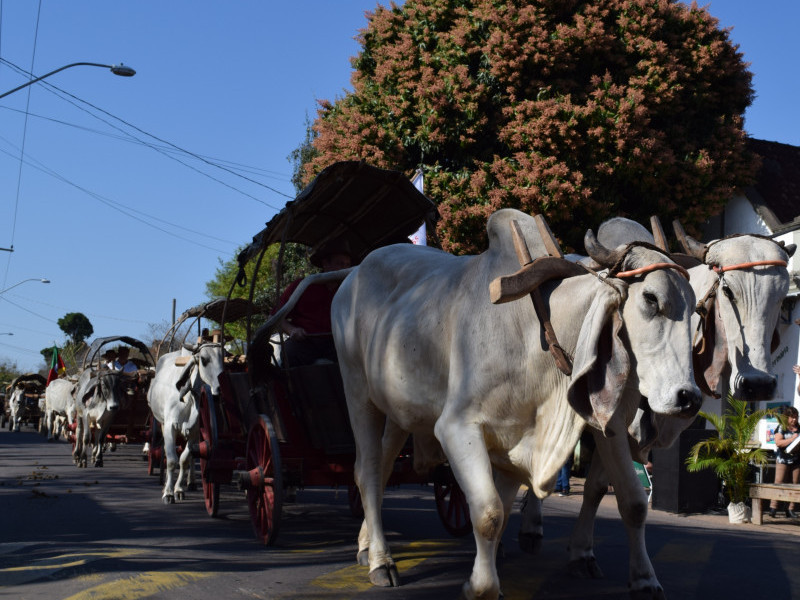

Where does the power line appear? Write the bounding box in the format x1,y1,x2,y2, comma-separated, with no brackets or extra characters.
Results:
0,141,236,254
0,58,293,210
0,104,293,182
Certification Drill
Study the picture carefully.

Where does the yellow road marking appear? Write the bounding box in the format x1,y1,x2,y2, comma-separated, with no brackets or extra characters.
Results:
62,571,214,600
0,548,142,587
310,539,456,592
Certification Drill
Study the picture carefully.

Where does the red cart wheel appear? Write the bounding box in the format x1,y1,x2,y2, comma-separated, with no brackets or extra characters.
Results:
434,465,472,537
198,387,220,517
147,417,162,476
246,414,282,545
348,484,364,518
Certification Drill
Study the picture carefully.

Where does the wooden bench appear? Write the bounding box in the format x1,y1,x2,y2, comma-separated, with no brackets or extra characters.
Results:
749,483,800,524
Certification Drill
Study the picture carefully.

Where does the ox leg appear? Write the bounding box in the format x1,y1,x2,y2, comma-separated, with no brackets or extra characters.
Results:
435,419,503,600
567,449,608,579
357,420,409,566
73,418,87,467
161,427,179,504
350,402,399,587
518,490,544,554
45,410,54,442
593,425,663,599
175,431,197,500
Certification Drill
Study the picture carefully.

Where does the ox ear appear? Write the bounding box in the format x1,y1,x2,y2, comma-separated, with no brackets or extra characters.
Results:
567,281,629,434
82,384,97,404
692,299,726,399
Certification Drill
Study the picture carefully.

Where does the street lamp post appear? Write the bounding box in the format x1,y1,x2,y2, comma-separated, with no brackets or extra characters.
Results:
0,278,50,295
0,62,135,100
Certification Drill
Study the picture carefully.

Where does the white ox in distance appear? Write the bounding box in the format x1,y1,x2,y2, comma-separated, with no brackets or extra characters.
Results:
73,368,126,467
44,378,77,442
330,208,701,600
147,342,224,504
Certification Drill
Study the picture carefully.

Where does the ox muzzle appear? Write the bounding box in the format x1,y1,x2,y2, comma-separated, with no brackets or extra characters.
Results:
734,370,778,402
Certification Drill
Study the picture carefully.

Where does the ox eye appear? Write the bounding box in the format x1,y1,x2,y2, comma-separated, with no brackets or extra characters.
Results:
642,291,659,314
722,284,735,302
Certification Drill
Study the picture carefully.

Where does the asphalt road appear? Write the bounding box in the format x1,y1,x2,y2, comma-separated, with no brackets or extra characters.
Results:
2,426,800,600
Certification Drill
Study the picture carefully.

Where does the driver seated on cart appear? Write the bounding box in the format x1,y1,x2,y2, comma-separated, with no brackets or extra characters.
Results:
272,237,352,368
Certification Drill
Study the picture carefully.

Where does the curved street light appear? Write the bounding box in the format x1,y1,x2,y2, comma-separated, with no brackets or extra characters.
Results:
0,278,50,295
0,62,136,100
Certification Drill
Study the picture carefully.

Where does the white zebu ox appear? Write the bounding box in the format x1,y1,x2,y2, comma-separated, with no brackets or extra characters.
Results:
519,217,794,594
8,380,43,432
44,378,77,442
72,368,125,467
330,209,701,600
147,342,225,504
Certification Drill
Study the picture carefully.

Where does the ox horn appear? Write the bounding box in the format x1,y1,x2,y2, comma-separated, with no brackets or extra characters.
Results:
672,220,706,260
182,342,198,353
584,229,626,269
649,216,669,252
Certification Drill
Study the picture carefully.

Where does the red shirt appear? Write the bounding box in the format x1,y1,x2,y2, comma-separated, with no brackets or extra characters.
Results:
273,278,337,335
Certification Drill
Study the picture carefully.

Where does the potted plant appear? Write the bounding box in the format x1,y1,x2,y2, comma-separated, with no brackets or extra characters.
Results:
685,393,774,523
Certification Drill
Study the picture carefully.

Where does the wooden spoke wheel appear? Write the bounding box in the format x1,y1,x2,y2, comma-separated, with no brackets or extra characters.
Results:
198,387,220,517
246,415,283,545
348,484,364,518
433,465,472,537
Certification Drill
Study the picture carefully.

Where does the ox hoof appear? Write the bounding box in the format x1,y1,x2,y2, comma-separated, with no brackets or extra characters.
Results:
518,532,543,555
176,491,185,501
630,585,665,600
94,460,104,468
162,495,175,505
568,557,604,579
356,549,369,566
369,564,400,587
458,583,503,600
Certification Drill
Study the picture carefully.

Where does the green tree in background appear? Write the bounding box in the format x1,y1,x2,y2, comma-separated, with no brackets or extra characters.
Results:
205,243,312,343
302,0,757,253
0,358,21,385
57,312,94,346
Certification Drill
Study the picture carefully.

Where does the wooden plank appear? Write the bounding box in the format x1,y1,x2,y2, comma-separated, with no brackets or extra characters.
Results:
749,484,800,525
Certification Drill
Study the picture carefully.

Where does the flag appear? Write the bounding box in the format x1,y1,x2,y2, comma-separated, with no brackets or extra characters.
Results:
46,345,66,386
409,169,427,246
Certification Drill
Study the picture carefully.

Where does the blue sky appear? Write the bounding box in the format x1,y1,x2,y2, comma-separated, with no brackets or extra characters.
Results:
0,1,797,373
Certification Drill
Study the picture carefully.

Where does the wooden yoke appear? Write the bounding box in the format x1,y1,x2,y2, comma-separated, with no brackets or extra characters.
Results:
510,217,573,376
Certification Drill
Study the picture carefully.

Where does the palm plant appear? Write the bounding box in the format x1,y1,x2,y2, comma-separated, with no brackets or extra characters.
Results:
685,393,775,505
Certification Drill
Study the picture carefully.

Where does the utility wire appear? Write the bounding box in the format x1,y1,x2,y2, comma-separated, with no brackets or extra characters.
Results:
0,58,293,210
0,103,292,182
0,142,236,254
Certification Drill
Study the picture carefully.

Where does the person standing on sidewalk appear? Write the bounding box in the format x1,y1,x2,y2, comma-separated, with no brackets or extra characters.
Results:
770,403,800,519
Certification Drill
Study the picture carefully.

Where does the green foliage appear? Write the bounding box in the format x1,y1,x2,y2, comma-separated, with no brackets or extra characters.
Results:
289,113,320,194
685,394,774,504
38,342,85,375
301,0,757,253
204,242,313,343
0,358,21,386
57,312,94,346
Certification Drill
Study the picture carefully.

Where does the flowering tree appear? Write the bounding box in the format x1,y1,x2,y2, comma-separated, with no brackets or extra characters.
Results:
303,0,757,253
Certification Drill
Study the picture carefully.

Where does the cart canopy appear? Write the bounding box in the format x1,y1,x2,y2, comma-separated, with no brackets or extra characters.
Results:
237,160,439,268
82,336,156,370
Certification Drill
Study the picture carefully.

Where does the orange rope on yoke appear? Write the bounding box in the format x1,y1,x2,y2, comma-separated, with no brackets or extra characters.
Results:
712,259,788,274
615,262,690,281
